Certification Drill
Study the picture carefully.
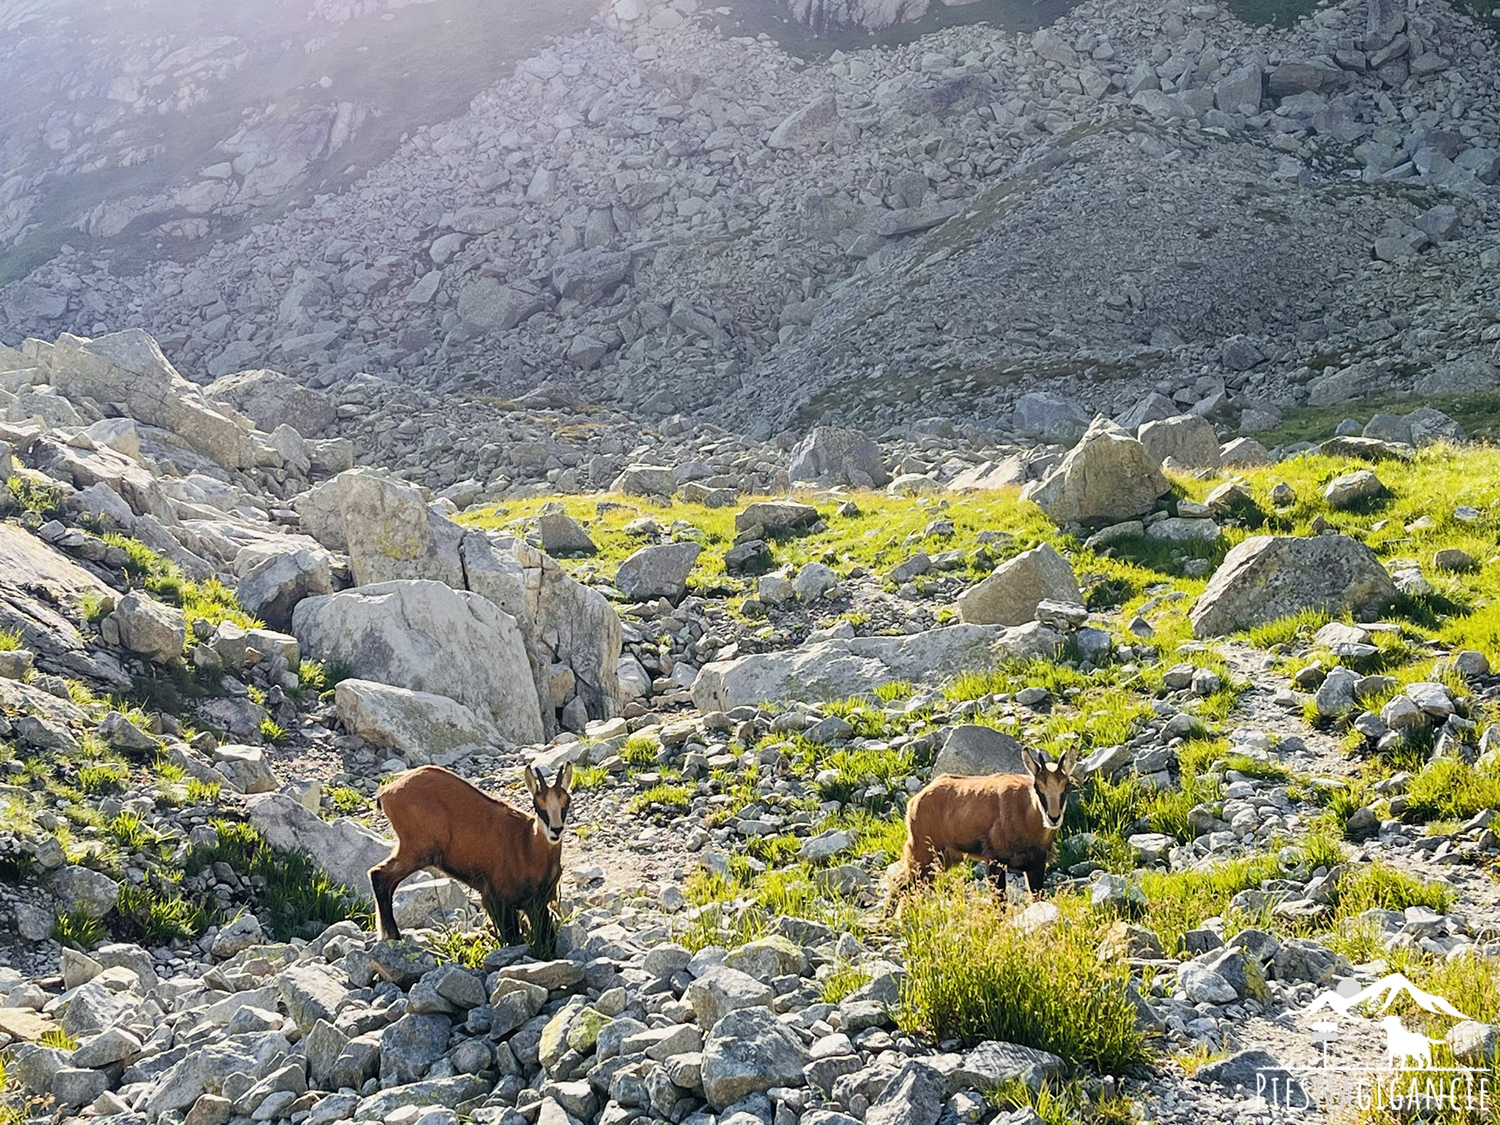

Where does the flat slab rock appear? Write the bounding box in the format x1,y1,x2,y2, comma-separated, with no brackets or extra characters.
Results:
690,622,1062,711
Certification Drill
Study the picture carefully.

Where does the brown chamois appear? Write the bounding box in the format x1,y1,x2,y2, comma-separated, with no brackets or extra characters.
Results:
890,746,1079,898
370,762,573,945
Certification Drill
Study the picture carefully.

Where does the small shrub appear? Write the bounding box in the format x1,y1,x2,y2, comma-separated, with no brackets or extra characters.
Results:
259,718,290,744
0,628,21,651
185,778,221,804
898,880,1148,1073
620,734,661,768
105,811,161,853
429,927,499,969
38,1028,78,1051
989,1078,1134,1125
50,907,106,951
1135,854,1285,954
1334,863,1455,916
569,764,609,791
873,680,914,703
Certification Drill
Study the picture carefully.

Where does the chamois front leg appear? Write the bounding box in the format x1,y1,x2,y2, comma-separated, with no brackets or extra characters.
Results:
370,856,414,941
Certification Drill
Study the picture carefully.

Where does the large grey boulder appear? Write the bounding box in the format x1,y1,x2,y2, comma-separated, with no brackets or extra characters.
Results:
1021,418,1170,526
865,1061,946,1125
788,427,891,487
616,543,701,604
51,866,121,920
235,547,334,632
1012,392,1091,444
767,92,840,151
334,679,502,760
246,792,390,894
1190,536,1398,637
537,510,596,555
1215,64,1263,113
145,1033,292,1116
1324,469,1385,509
334,469,460,588
26,330,256,471
932,725,1025,777
292,580,544,745
324,469,621,733
735,501,820,534
457,280,545,333
108,593,185,664
700,1007,809,1109
956,544,1080,626
685,966,774,1029
204,369,337,438
692,622,1061,711
549,248,631,304
1138,415,1222,470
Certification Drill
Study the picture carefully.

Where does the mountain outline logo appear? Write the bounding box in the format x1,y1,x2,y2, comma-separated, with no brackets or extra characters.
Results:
1254,970,1491,1115
1299,972,1471,1072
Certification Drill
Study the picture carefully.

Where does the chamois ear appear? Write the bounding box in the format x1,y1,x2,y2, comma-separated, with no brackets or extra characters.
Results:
523,766,543,799
1022,748,1041,778
1059,747,1079,776
556,762,574,792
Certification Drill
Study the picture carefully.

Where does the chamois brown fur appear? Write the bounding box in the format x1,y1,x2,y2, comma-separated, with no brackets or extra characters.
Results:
370,763,572,944
891,747,1078,898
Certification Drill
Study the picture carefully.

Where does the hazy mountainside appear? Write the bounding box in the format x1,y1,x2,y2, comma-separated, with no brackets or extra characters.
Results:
0,0,595,283
2,0,1500,444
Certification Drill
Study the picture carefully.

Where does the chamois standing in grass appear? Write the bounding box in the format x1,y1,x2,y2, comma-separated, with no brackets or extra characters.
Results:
370,763,573,947
888,746,1079,899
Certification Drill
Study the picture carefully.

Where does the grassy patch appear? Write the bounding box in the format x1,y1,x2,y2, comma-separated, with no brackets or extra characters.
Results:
186,819,372,940
569,764,609,792
50,907,106,951
428,927,499,970
7,476,66,520
0,628,21,651
115,882,211,943
1402,758,1500,822
898,879,1148,1073
630,782,693,812
1243,609,1332,649
77,761,129,795
990,1078,1134,1125
1352,951,1500,1125
1133,853,1284,954
327,786,368,817
819,962,872,1004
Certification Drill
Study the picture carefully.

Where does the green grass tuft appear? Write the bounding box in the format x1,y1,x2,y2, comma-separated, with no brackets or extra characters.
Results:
898,880,1148,1073
50,907,106,951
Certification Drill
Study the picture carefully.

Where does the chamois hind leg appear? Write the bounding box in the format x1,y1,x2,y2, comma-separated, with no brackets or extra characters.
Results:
370,845,423,942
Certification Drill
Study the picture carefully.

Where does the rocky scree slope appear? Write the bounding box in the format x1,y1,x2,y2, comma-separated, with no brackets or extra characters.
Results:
0,340,1499,1125
5,0,1500,443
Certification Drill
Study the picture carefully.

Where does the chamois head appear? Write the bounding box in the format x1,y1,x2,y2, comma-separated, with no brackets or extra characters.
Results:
1022,747,1078,830
523,763,574,845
